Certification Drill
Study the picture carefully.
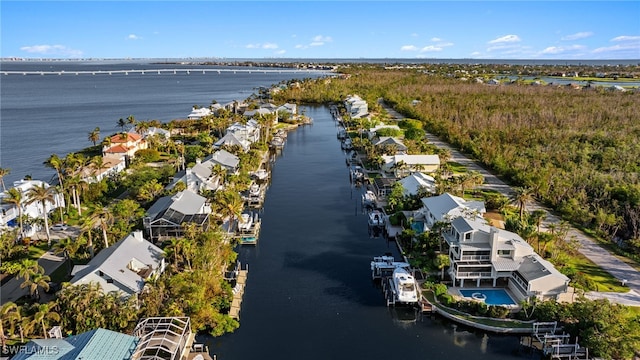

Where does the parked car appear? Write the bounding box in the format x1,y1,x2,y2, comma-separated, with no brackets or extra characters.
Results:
50,223,68,231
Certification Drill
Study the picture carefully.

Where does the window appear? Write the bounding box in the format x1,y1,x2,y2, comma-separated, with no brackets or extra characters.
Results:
465,233,471,240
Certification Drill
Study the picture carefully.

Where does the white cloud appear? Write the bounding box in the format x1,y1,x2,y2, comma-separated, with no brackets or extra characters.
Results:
470,51,482,56
246,43,279,50
561,32,593,41
295,44,306,49
410,33,419,37
275,49,286,55
592,43,640,54
310,42,324,47
420,45,444,52
127,34,141,40
400,45,418,51
19,44,83,58
541,45,586,54
611,35,640,42
488,35,521,44
313,35,332,43
430,37,442,42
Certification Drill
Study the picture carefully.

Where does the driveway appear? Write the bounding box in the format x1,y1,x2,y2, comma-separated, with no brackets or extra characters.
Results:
379,99,640,301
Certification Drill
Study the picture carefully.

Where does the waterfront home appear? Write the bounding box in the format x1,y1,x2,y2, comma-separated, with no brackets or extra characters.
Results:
70,231,165,297
131,317,210,360
366,123,402,140
243,107,273,119
277,102,298,117
443,216,569,301
373,137,408,154
129,126,171,141
170,157,221,193
344,95,368,118
416,192,486,231
143,189,212,241
79,154,127,183
0,179,64,237
372,177,397,198
225,119,261,143
398,172,436,197
210,149,240,174
381,154,441,177
187,106,212,120
11,328,139,360
214,132,251,152
102,132,148,161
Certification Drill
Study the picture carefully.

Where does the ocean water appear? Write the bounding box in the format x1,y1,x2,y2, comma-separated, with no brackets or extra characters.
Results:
0,60,328,185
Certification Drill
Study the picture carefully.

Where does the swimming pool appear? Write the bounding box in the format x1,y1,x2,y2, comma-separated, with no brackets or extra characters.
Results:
459,289,517,306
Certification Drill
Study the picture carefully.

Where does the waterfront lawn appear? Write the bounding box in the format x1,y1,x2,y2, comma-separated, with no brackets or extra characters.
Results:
447,161,467,174
567,253,629,293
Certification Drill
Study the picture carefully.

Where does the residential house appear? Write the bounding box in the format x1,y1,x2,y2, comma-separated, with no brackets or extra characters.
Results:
243,108,273,119
170,156,221,193
69,231,165,297
187,107,212,120
102,133,148,161
381,154,440,176
398,172,436,197
213,132,251,153
226,119,261,143
79,155,127,183
372,177,397,198
372,137,408,155
344,95,368,118
417,192,486,231
210,149,240,174
443,216,569,301
11,328,139,360
0,179,64,237
366,123,402,140
143,190,212,241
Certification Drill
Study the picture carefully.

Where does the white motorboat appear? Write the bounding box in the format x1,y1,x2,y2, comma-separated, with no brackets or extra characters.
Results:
390,267,419,305
370,255,410,279
270,136,285,148
249,183,261,196
238,213,253,231
341,137,353,150
368,210,384,227
252,169,269,180
350,165,364,182
362,190,377,206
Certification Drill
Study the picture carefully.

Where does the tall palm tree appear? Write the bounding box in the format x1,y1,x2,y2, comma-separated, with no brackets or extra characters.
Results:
0,302,18,349
88,207,114,249
52,236,85,274
117,117,127,131
513,187,534,220
216,190,244,233
16,259,43,283
2,188,24,238
43,154,65,191
26,184,56,246
88,127,101,146
126,115,136,130
20,271,50,299
0,167,10,192
30,303,60,339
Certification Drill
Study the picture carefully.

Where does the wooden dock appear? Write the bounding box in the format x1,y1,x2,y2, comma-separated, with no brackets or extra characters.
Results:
229,268,248,320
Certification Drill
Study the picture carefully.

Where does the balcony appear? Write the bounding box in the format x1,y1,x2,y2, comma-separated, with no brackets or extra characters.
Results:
455,271,493,279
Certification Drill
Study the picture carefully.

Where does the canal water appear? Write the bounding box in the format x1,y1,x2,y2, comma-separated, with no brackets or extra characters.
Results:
204,105,526,360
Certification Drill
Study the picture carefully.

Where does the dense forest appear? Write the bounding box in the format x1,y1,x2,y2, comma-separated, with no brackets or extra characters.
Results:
274,65,640,259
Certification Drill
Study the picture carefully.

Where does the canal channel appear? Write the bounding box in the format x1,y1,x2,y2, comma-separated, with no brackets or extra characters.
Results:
204,105,527,360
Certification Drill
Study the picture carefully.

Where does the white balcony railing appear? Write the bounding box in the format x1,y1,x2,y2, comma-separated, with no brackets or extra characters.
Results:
455,271,493,278
459,255,491,262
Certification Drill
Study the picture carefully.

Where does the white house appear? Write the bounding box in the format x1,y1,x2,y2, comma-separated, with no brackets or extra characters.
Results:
381,154,441,176
344,95,368,118
398,172,436,196
443,216,569,301
373,137,408,154
210,149,240,174
102,132,148,161
79,155,127,183
0,179,64,237
70,231,165,297
171,156,221,193
214,132,251,152
417,192,486,231
187,107,212,120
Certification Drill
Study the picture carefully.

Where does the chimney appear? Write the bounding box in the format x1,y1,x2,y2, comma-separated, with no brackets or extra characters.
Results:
490,227,499,262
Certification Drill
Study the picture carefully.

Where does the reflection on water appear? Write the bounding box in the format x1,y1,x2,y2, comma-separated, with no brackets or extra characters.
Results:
204,105,527,360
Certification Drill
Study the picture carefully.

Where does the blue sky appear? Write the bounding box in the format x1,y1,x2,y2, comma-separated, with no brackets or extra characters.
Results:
2,1,639,60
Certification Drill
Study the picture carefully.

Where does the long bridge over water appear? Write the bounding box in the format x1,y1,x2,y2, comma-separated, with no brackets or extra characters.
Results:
2,68,329,76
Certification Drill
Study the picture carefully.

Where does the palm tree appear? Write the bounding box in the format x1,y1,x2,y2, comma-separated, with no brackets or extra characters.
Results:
88,207,114,249
80,218,96,258
0,302,18,349
2,188,24,238
216,190,244,233
20,271,50,299
88,127,101,146
434,253,450,280
117,117,127,131
126,115,136,130
26,184,56,246
0,167,10,192
513,187,534,220
52,237,85,274
43,154,65,191
30,303,60,339
16,259,43,282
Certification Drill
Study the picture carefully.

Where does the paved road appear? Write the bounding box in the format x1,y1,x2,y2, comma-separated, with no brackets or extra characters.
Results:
379,100,640,302
0,251,65,304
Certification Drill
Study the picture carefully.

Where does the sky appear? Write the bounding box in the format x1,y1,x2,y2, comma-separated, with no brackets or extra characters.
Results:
1,1,639,60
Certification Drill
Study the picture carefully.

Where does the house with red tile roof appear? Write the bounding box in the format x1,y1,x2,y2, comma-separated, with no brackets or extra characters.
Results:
102,132,148,160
